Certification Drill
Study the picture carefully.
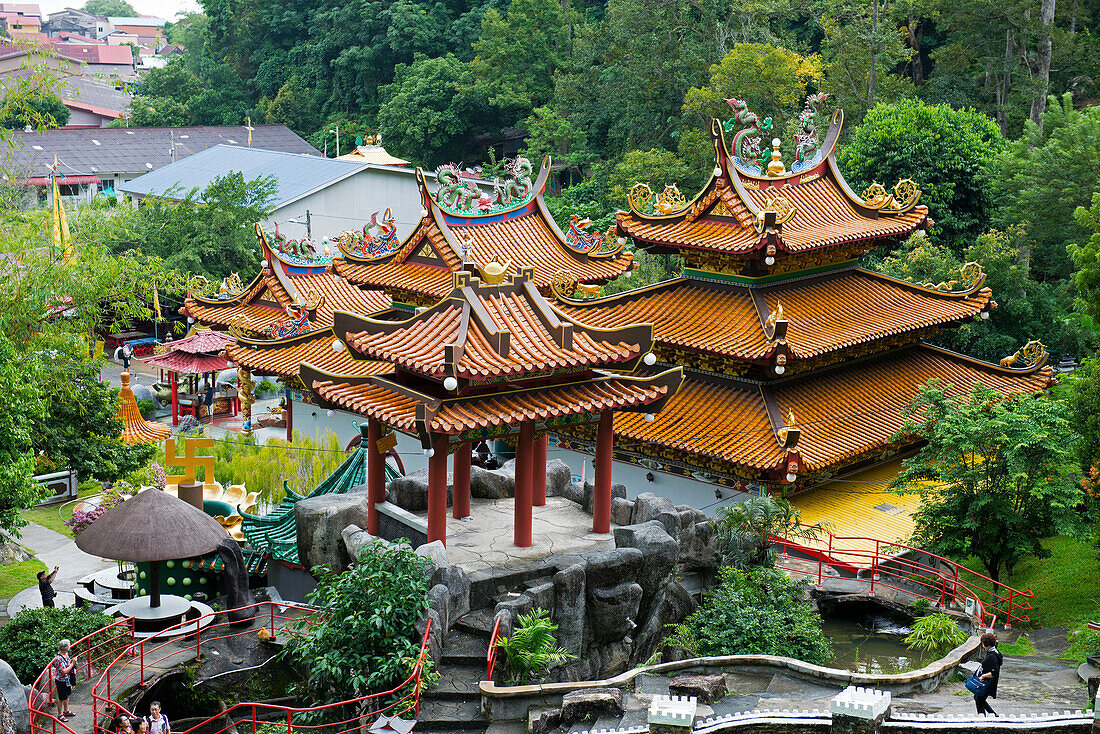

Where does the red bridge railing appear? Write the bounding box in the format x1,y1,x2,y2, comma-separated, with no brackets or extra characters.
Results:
29,602,432,734
771,527,1033,629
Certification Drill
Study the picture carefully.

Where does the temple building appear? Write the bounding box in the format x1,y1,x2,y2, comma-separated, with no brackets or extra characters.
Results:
297,264,684,547
547,102,1053,513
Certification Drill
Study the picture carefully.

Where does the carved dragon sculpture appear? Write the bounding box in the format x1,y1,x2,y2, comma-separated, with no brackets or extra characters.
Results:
496,156,533,206
794,93,830,166
435,163,481,211
271,223,316,260
724,97,771,171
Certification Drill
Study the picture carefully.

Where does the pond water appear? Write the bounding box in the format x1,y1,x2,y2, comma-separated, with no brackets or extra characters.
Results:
822,614,931,674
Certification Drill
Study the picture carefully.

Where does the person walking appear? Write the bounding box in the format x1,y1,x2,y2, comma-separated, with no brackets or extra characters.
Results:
121,343,133,370
974,631,1003,715
52,639,76,721
145,702,169,734
37,566,58,607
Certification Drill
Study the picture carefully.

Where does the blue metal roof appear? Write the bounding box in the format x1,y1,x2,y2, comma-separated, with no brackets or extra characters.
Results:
117,145,371,208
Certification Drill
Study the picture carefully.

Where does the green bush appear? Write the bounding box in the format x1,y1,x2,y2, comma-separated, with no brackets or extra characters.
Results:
903,613,968,655
0,606,118,681
665,567,832,665
279,540,431,707
494,609,574,683
1063,628,1100,664
911,598,931,615
137,400,156,419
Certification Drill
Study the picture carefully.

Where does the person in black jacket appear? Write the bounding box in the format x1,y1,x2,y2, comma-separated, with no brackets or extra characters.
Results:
975,631,1003,715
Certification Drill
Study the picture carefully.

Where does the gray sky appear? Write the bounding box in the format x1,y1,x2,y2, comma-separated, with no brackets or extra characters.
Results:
37,0,201,20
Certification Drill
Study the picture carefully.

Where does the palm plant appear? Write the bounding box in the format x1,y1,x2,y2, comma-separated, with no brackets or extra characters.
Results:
493,609,574,683
712,495,827,569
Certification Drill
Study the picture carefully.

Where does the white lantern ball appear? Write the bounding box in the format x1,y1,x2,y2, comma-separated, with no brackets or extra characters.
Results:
643,352,657,366
444,376,458,391
644,413,655,423
332,339,345,352
775,364,786,375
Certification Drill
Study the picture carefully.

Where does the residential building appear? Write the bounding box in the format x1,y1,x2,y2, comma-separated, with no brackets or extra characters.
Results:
118,145,434,242
44,8,101,38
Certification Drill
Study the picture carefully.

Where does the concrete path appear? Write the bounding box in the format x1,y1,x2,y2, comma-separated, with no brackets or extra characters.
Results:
6,523,114,617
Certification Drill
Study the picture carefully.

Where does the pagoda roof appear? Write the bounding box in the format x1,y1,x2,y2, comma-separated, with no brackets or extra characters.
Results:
226,326,389,379
183,224,390,332
141,328,233,374
301,364,684,438
615,343,1053,478
334,267,655,382
555,266,992,363
115,371,172,445
616,113,928,262
330,158,634,301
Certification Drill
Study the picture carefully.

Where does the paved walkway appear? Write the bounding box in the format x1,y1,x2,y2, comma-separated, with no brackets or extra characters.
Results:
5,523,114,617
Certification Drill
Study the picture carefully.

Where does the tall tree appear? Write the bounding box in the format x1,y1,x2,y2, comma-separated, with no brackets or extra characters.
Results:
82,0,137,15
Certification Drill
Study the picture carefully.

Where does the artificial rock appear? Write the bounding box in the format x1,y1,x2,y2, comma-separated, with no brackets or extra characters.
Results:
294,492,372,573
553,564,586,656
668,674,727,704
0,659,27,734
586,582,642,643
435,564,471,625
631,492,676,524
632,578,697,666
560,688,624,725
545,459,573,498
584,547,643,589
427,584,451,645
387,470,452,512
583,482,627,514
526,581,555,614
610,497,635,527
470,465,514,499
215,538,257,625
613,521,678,613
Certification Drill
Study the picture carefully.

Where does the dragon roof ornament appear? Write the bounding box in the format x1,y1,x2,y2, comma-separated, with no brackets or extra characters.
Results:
260,223,333,266
433,156,536,216
333,208,400,260
722,93,830,176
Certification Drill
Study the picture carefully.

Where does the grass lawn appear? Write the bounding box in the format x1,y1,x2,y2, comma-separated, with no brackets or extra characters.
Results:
19,485,100,538
0,559,46,601
957,533,1100,629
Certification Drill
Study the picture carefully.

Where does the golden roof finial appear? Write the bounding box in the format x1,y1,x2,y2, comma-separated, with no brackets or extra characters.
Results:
766,138,786,177
475,256,513,285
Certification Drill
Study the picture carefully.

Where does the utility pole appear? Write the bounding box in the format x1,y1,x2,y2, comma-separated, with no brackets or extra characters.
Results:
306,209,312,239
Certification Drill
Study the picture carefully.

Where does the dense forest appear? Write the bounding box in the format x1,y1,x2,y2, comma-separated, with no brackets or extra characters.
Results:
120,0,1100,362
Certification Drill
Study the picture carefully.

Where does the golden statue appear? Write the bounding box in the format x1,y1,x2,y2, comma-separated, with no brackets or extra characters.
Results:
766,138,786,177
475,255,514,285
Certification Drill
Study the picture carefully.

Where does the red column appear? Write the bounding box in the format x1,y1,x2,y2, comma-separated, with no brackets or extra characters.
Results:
515,422,534,547
427,436,449,546
453,441,472,519
534,433,547,507
171,371,178,426
593,411,613,533
285,392,293,442
367,418,385,535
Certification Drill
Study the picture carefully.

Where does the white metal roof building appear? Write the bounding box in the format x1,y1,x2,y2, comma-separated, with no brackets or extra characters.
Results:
118,145,435,242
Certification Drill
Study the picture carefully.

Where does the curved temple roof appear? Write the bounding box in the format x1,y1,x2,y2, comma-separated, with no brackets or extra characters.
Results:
616,113,928,265
330,159,635,301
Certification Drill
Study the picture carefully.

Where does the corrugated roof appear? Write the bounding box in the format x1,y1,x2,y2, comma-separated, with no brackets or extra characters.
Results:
5,125,319,179
118,145,383,208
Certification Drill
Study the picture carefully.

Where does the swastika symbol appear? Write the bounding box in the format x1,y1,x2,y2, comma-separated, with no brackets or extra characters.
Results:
164,437,217,489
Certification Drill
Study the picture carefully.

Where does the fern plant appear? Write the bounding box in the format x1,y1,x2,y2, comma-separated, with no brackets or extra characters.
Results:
903,613,968,655
494,609,574,683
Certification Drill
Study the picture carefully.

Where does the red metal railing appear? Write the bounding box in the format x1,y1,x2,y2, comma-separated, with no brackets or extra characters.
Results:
29,602,432,734
771,527,1033,628
486,615,501,681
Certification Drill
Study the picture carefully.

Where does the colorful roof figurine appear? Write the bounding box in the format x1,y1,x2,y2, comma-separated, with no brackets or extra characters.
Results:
115,371,172,444
240,424,402,565
616,95,928,275
330,157,635,306
301,264,683,448
183,223,390,333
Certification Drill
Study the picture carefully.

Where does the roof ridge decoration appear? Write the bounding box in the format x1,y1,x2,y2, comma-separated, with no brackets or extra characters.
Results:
333,208,401,260
189,272,246,301
859,179,922,215
723,94,831,177
628,183,690,217
999,339,1047,369
433,155,536,216
258,222,333,266
565,214,620,256
724,97,772,175
915,261,986,293
753,196,797,234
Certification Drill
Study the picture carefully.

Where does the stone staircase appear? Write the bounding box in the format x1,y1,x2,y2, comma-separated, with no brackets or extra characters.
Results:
416,611,494,734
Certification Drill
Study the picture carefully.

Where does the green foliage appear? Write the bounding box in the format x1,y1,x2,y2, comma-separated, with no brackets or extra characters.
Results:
265,78,322,136
666,567,832,665
903,613,968,655
994,94,1100,281
310,116,378,158
840,100,1004,249
83,0,137,14
521,107,591,176
280,540,431,705
890,382,1083,582
0,332,45,536
1062,627,1100,664
0,91,70,130
0,559,46,602
911,597,931,615
493,609,574,683
998,634,1035,655
712,495,825,570
0,606,118,682
1061,357,1100,473
137,400,156,420
87,173,276,281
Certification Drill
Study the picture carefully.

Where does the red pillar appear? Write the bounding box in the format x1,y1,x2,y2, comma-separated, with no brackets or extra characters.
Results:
515,422,534,547
427,436,449,546
170,371,178,426
453,441,471,519
534,433,547,507
593,411,613,533
285,392,293,442
367,418,385,535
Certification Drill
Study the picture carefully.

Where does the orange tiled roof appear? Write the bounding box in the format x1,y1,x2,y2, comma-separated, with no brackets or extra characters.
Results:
617,115,927,260
615,344,1053,475
332,163,634,300
556,269,991,361
303,367,684,435
336,267,654,381
115,372,171,445
227,328,389,379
